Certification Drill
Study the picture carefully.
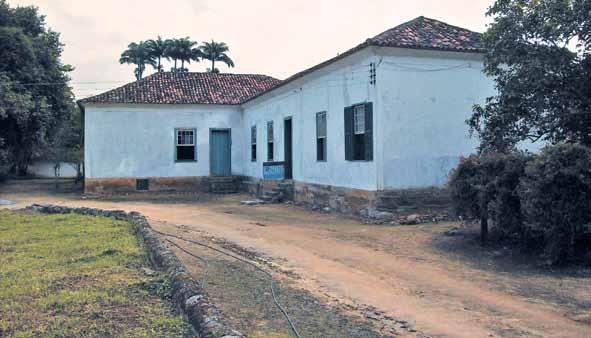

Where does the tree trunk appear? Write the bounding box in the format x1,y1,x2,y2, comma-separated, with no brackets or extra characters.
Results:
174,59,177,70
480,209,488,245
211,59,215,72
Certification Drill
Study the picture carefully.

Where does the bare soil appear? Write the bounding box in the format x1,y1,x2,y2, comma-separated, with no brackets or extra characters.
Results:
3,189,591,338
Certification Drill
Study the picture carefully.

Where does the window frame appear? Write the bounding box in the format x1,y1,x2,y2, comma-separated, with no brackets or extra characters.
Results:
174,128,197,162
316,111,327,162
267,121,274,161
251,125,257,162
344,102,373,162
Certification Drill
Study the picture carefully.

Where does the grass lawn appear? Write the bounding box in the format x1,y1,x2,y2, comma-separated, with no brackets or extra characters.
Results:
0,210,192,337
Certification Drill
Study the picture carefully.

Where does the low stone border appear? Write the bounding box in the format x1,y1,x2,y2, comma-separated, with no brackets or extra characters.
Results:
26,204,243,338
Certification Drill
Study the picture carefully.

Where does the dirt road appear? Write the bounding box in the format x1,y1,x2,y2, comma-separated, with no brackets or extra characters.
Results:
4,192,591,338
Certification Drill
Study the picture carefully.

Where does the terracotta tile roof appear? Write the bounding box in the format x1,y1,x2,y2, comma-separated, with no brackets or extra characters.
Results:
369,16,484,52
245,16,484,103
80,72,281,105
81,17,482,106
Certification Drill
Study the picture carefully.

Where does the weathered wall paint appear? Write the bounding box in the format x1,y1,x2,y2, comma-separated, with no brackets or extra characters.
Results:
375,48,495,189
84,104,244,179
242,48,379,190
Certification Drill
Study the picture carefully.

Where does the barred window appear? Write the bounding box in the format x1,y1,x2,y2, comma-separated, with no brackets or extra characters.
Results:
175,128,196,161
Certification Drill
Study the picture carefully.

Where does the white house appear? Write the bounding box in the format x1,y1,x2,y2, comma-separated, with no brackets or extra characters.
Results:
80,17,494,215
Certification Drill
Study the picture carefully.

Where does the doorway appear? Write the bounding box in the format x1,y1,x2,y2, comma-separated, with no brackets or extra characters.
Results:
210,129,231,176
284,118,293,179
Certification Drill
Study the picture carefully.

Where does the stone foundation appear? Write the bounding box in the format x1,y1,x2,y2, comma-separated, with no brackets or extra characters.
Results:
293,181,377,216
84,176,210,195
293,181,452,219
376,187,452,214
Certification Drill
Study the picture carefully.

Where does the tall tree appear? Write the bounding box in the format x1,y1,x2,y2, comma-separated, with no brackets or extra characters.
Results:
176,37,197,71
0,0,76,175
470,0,591,152
200,40,234,73
146,36,168,72
119,41,156,80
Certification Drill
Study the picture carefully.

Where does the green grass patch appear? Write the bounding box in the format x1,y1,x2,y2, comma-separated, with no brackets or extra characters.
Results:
0,210,192,337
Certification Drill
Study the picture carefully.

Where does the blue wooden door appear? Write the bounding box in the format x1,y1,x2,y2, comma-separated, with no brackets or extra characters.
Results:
210,130,231,176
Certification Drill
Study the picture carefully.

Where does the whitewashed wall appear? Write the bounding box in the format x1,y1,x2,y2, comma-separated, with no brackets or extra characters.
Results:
242,49,380,190
375,48,495,189
29,161,78,178
84,104,244,179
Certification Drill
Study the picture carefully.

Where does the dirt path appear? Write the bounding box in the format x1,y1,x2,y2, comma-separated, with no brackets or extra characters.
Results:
4,192,591,338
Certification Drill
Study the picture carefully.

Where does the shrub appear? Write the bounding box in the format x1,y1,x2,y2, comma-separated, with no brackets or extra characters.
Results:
449,152,529,244
520,143,591,265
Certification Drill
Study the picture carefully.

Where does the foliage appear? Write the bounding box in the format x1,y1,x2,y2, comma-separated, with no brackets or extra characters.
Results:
0,210,192,337
470,0,591,152
0,0,76,176
519,143,591,265
122,37,234,76
200,40,235,73
145,36,168,72
449,152,529,244
119,41,156,80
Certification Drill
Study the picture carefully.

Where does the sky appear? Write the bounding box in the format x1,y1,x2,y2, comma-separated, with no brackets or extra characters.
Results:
11,0,494,99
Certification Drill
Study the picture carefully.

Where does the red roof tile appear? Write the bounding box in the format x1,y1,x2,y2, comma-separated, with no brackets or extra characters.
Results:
370,16,484,52
80,17,483,106
80,72,281,105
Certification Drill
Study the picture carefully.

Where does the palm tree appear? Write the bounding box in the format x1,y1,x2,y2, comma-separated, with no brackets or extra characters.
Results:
164,38,197,72
164,38,180,70
119,41,156,80
146,36,168,72
200,40,234,73
177,37,197,72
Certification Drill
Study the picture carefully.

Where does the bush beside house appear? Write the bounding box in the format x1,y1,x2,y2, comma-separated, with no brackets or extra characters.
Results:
449,143,591,266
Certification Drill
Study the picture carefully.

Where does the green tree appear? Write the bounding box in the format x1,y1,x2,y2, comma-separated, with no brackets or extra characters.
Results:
200,40,234,73
163,38,197,72
146,36,168,72
119,41,156,80
0,0,75,176
469,0,591,152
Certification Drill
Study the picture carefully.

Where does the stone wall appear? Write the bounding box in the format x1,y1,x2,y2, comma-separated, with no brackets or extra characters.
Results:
85,176,210,195
376,187,452,214
293,181,377,216
26,204,244,338
292,182,452,221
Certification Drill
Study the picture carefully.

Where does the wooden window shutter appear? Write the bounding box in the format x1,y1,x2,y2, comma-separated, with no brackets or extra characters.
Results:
344,106,354,161
364,102,373,161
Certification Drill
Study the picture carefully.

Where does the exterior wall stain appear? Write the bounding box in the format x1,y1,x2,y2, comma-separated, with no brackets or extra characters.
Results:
85,176,210,195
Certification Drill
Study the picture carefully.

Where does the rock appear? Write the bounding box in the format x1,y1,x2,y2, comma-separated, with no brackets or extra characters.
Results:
572,313,591,324
0,199,14,205
399,214,421,225
322,207,331,213
141,267,157,276
185,295,204,307
444,227,461,236
240,200,264,206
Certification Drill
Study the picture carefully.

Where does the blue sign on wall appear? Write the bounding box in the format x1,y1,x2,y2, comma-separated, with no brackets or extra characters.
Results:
263,162,285,180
